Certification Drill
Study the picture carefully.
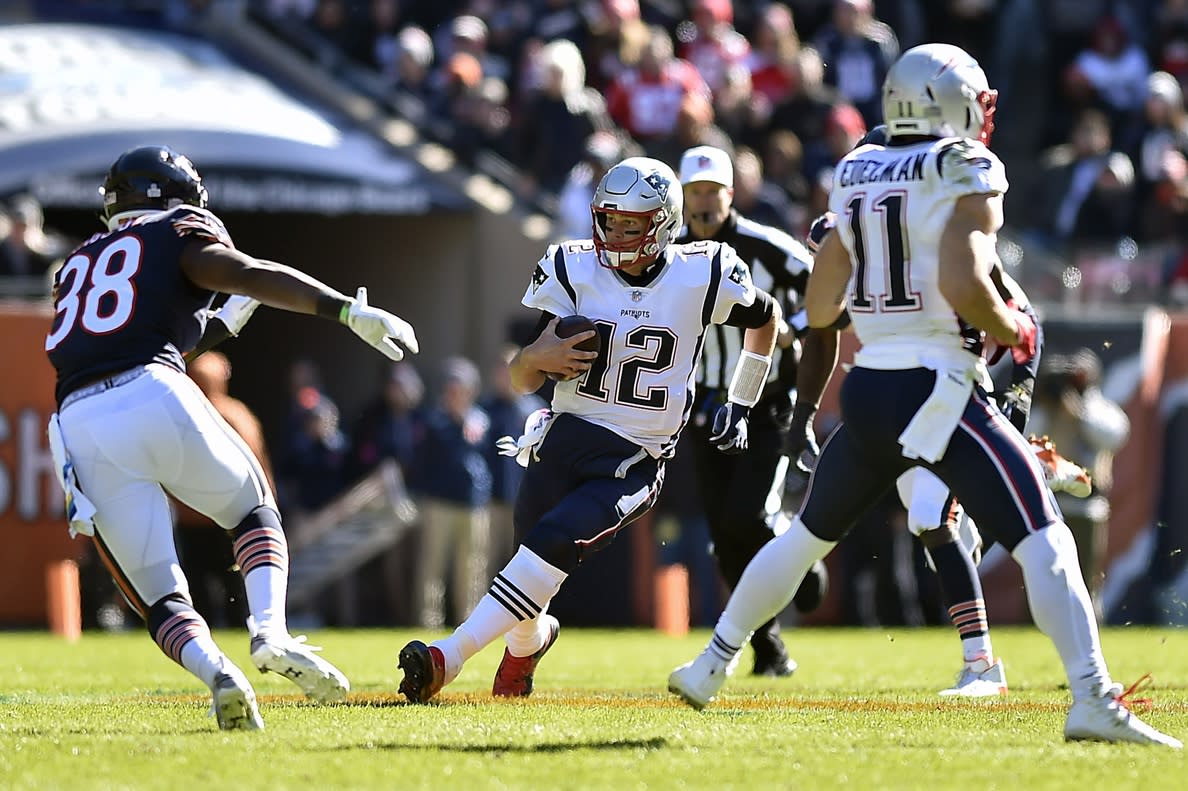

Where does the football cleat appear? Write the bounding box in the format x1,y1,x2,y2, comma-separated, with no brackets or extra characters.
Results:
668,651,740,710
210,666,264,731
493,615,560,697
398,640,448,704
792,559,829,614
939,655,1008,697
250,633,350,703
1029,435,1092,498
1065,680,1182,748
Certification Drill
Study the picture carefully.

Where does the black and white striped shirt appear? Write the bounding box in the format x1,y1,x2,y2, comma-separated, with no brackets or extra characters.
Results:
678,209,813,399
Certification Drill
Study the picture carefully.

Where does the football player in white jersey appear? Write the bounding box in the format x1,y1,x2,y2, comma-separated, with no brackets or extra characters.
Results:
397,157,782,703
669,44,1181,748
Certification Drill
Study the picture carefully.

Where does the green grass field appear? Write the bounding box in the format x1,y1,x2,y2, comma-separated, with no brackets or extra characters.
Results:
3,626,1186,790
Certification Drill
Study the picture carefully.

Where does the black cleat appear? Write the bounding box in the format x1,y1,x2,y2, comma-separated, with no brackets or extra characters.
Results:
792,559,829,614
398,640,446,703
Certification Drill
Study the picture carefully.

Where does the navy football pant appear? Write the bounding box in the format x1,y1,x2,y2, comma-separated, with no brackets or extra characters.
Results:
514,414,664,572
800,368,1061,551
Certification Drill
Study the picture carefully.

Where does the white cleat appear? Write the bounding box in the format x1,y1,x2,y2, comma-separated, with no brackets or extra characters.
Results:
939,655,1008,698
1065,683,1183,748
668,651,738,711
251,633,350,703
210,666,264,731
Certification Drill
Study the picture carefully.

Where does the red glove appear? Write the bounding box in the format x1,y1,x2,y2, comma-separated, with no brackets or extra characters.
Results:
1008,301,1038,365
984,300,1038,365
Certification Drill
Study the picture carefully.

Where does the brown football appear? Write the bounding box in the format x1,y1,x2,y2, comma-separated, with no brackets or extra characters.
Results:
548,315,600,381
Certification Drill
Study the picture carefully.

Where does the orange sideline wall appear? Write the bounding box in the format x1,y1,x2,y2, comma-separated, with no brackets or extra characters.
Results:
0,302,81,626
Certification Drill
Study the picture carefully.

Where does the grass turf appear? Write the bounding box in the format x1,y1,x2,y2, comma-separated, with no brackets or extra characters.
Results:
2,626,1186,789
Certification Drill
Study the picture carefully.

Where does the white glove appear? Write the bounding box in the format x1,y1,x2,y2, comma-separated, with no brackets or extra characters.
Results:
209,294,260,336
344,287,419,361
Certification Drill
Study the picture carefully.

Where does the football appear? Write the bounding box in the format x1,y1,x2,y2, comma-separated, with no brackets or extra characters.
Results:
548,314,600,381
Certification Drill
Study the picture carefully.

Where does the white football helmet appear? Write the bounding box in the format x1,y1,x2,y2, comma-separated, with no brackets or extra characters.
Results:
591,157,683,269
882,43,997,145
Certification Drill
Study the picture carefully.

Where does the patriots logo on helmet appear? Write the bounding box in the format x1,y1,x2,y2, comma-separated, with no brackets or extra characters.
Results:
531,264,549,293
642,171,670,201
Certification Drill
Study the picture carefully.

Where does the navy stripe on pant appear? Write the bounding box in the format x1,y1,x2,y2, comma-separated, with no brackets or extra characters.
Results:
800,367,1060,550
514,413,665,571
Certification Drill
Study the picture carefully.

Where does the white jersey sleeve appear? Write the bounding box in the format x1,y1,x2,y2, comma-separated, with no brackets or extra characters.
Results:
936,139,1008,197
709,242,756,325
522,243,580,316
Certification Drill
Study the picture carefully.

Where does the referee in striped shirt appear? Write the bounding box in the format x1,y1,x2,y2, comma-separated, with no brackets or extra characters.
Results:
676,146,834,676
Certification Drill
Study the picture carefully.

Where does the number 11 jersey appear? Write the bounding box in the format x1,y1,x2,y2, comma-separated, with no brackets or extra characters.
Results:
827,136,1008,370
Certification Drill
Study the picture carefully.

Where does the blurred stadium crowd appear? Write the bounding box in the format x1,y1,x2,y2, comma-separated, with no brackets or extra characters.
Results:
5,0,1188,629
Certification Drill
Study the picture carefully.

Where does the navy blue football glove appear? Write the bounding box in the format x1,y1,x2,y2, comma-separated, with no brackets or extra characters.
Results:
785,404,820,474
710,402,750,454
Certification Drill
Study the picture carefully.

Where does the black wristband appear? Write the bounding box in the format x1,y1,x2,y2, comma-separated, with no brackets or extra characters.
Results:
316,293,350,321
790,400,817,428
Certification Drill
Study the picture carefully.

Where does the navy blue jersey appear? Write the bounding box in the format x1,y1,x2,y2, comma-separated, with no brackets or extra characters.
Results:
46,206,232,405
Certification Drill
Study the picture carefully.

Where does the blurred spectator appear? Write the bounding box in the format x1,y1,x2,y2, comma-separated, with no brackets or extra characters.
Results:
350,360,426,480
581,0,649,92
927,0,995,62
309,0,359,59
480,344,547,574
1029,109,1137,252
354,0,406,76
807,102,867,218
676,0,751,96
812,0,899,129
712,61,768,149
442,13,510,83
554,130,624,241
450,75,514,164
762,129,810,228
645,91,733,168
731,146,792,230
746,2,801,106
0,195,67,297
389,25,435,99
532,0,587,46
766,47,843,183
605,25,711,145
517,38,612,198
280,358,331,463
278,386,350,513
408,356,492,627
1063,16,1150,151
1152,0,1188,88
174,351,271,628
1030,349,1130,619
1134,71,1188,241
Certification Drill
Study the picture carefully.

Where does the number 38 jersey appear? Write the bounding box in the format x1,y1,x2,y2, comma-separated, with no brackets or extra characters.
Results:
524,239,756,458
46,206,230,405
827,137,1008,369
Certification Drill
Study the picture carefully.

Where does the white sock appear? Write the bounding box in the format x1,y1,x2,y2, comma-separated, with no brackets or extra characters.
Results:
961,635,994,663
505,607,554,658
1012,522,1110,700
232,525,289,639
710,516,835,659
434,546,567,676
179,635,228,689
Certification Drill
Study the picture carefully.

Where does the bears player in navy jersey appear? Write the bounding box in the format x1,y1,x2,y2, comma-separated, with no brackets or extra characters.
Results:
45,145,419,731
670,44,1181,748
397,157,782,703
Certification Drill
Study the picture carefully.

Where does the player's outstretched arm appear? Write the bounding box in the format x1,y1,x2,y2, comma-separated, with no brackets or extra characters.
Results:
180,241,418,361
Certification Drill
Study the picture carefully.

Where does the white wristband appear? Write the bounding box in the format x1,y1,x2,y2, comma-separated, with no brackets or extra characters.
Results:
727,350,772,408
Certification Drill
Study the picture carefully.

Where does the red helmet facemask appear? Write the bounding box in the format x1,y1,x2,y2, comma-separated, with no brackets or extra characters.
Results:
591,206,665,269
978,89,998,145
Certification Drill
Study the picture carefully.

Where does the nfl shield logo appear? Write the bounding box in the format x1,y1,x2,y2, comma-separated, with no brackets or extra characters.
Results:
630,290,644,302
698,156,711,167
